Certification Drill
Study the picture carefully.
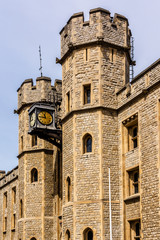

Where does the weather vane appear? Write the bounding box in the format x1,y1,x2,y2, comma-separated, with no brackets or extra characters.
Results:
39,45,43,77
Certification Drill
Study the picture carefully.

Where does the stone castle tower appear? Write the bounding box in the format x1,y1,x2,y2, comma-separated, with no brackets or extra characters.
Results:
1,7,160,240
17,77,62,239
59,8,131,239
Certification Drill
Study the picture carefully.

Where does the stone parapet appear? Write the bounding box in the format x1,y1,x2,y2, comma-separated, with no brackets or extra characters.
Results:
60,8,131,58
0,166,18,189
17,77,62,112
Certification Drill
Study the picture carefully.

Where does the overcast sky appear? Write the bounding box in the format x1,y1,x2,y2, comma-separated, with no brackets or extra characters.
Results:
0,0,160,171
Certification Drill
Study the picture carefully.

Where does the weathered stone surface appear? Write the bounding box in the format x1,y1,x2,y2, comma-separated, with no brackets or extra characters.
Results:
1,8,160,240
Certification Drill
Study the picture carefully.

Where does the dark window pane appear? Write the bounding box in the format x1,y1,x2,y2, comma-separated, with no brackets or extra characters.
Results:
134,173,139,182
31,168,38,182
133,127,137,137
88,230,93,240
87,89,90,103
136,223,140,236
87,137,92,152
84,85,91,104
67,177,71,202
134,183,138,194
133,139,137,148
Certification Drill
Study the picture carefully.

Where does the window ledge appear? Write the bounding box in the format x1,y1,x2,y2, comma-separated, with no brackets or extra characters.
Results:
31,182,39,185
83,152,93,156
124,193,140,202
125,147,139,155
83,103,91,106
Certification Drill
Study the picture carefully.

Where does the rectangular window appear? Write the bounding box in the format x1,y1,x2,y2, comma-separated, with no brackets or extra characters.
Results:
129,219,141,240
84,48,89,62
122,113,138,152
110,48,116,62
127,167,139,196
66,91,70,112
86,48,88,61
83,84,91,104
4,217,7,232
21,136,23,151
4,192,7,209
12,187,16,204
111,49,114,62
20,199,23,218
13,214,16,229
32,135,37,147
128,125,138,150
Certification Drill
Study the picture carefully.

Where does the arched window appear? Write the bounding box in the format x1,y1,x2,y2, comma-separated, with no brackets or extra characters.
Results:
65,229,71,240
30,238,36,240
83,134,92,153
31,168,38,183
66,177,71,202
83,228,93,240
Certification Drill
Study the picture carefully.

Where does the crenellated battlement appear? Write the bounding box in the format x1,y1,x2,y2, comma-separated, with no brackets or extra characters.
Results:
0,170,5,179
0,166,18,189
17,76,62,112
60,7,131,59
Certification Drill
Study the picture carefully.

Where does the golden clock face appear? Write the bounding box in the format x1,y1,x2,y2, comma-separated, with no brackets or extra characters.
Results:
38,111,53,125
30,112,36,127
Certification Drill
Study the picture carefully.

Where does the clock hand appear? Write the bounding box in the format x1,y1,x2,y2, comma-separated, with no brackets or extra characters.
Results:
39,116,46,119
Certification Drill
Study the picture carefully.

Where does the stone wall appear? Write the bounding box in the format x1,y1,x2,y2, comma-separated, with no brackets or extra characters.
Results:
0,167,18,240
1,7,160,240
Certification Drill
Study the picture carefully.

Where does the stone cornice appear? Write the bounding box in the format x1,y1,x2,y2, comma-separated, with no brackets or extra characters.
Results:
0,176,18,190
62,105,117,123
62,78,160,121
17,148,54,159
131,58,160,84
117,79,160,112
56,40,131,65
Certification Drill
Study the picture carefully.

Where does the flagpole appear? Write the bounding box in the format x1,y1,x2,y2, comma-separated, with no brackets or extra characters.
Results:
109,167,112,240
